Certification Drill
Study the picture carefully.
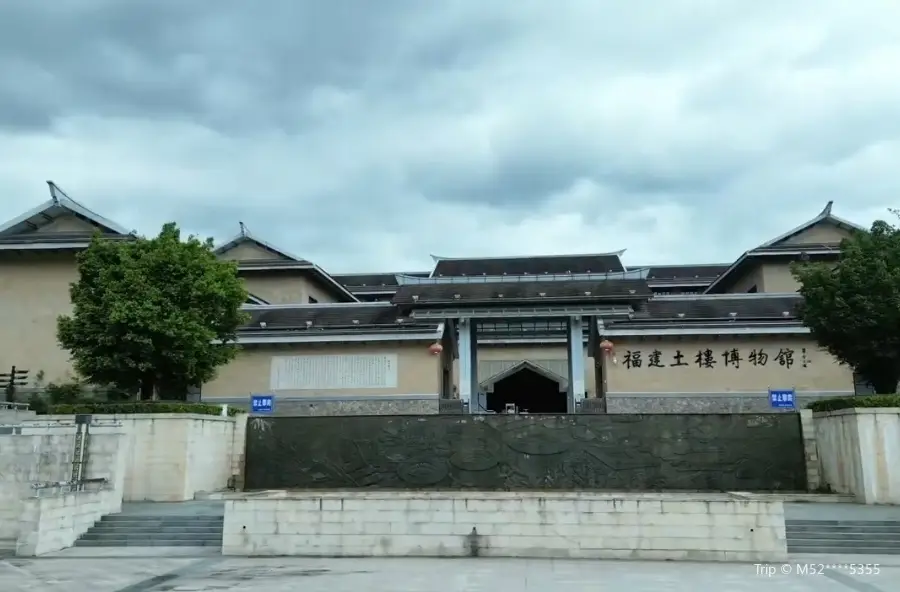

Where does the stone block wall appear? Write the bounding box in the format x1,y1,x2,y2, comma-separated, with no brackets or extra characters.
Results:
0,421,126,546
16,488,121,556
223,491,787,562
605,392,846,413
814,408,900,503
799,409,821,491
38,413,244,502
206,395,440,416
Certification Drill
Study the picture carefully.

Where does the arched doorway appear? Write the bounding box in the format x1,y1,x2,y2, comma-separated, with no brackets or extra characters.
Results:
483,361,567,414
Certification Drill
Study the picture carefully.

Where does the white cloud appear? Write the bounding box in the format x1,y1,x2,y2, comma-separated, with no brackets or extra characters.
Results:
0,0,898,272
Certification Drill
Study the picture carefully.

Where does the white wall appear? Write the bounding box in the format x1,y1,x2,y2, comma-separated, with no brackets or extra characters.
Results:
223,491,787,562
815,408,900,504
39,413,245,502
0,420,127,546
16,488,123,556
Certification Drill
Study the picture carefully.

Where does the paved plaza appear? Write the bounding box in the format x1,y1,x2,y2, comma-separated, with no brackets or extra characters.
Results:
2,553,898,592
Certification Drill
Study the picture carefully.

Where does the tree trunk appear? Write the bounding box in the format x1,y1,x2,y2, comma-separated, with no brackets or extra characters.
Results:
863,365,900,395
139,376,156,401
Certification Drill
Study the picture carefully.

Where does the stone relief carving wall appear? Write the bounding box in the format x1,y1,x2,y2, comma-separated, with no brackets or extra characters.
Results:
244,414,807,492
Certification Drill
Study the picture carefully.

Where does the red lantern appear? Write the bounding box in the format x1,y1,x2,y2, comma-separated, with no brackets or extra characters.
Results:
428,342,443,355
599,339,617,365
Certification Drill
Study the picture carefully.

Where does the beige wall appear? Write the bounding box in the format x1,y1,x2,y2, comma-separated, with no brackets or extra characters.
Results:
30,215,99,234
218,241,289,261
0,254,78,384
450,344,598,395
205,342,441,398
305,277,340,303
782,223,852,246
604,336,853,394
761,263,800,292
726,266,764,293
241,273,341,304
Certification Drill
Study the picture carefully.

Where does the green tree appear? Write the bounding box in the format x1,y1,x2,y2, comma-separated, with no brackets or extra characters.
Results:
792,219,900,394
57,223,249,400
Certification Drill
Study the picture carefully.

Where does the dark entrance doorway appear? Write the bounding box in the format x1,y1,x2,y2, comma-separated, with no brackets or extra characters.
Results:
485,365,567,413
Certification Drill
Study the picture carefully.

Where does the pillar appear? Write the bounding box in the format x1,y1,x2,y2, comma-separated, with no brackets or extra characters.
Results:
566,316,586,413
457,318,478,413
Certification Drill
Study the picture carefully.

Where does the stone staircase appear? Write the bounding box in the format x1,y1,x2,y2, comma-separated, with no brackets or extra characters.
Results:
76,512,224,548
787,519,900,554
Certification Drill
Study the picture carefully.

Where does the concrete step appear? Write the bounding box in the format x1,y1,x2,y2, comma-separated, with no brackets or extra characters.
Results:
74,539,222,547
788,545,900,555
81,531,222,541
86,525,223,534
101,514,223,522
787,537,900,548
784,519,900,554
787,525,900,534
787,532,900,541
786,520,900,527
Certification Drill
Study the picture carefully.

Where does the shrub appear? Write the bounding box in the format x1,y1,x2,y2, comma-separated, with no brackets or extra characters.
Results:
807,394,900,413
47,401,243,416
45,380,88,404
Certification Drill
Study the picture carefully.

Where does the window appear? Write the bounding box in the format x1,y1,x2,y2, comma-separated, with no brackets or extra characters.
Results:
747,285,758,293
308,296,318,303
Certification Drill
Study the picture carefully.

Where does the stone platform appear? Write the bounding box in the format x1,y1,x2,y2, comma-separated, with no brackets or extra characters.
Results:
222,490,787,562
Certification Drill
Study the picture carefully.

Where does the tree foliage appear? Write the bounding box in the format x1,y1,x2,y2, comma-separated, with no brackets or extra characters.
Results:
792,219,900,394
57,223,249,400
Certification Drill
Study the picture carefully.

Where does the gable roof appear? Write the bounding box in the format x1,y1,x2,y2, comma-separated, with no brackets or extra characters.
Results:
214,224,305,261
756,200,865,249
430,251,626,277
480,360,568,392
703,202,862,294
0,181,131,238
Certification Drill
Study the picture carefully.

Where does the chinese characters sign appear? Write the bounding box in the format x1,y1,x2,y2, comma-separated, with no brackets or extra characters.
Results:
620,347,810,370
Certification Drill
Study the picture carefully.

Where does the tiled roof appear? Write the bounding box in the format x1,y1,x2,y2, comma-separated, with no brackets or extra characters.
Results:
235,258,313,269
393,279,651,305
750,243,842,255
242,304,436,331
0,231,133,245
613,295,802,325
643,264,730,281
333,272,429,289
432,254,625,277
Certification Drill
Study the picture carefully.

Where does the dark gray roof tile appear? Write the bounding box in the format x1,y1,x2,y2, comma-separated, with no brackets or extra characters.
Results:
0,231,133,245
644,264,730,280
242,304,435,331
432,254,624,277
393,279,650,304
624,295,802,323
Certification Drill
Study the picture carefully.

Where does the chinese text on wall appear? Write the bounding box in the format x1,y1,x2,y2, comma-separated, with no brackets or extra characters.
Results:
620,347,810,370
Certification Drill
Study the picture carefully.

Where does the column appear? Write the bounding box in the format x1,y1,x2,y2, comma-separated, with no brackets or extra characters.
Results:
457,318,478,413
566,316,586,413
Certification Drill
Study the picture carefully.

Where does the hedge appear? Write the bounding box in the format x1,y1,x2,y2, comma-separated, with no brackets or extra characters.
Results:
807,394,900,413
47,402,244,417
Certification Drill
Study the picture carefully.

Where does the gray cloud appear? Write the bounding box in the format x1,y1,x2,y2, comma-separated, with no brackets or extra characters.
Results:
1,1,899,272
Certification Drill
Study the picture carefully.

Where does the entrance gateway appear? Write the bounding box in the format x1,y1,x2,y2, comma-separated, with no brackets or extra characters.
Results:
400,263,651,413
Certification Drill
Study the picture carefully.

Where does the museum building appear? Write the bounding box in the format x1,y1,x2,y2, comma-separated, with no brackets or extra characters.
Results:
0,183,865,415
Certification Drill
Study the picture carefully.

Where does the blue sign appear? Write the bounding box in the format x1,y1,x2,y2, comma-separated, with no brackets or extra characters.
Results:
769,388,795,409
251,394,274,413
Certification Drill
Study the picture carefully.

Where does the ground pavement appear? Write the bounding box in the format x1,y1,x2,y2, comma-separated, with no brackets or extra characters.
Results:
2,501,898,591
2,552,898,592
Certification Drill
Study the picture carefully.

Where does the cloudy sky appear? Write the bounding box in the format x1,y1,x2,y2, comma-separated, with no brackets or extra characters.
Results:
1,1,899,273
